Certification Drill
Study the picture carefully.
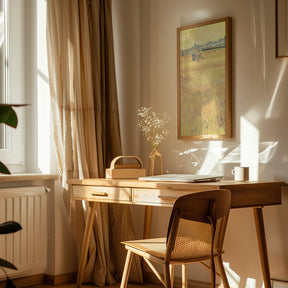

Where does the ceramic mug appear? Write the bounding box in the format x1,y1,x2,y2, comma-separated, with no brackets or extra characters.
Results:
232,166,249,181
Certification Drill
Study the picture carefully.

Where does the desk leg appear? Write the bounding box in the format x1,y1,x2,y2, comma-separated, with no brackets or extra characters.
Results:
253,207,271,288
76,202,97,288
143,206,153,239
142,206,153,279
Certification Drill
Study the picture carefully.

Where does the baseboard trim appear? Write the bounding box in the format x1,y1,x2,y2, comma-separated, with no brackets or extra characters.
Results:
0,271,212,288
0,274,45,288
0,272,77,288
44,272,77,286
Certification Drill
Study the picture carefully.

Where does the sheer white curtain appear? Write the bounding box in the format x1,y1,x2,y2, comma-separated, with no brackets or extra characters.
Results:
46,0,142,285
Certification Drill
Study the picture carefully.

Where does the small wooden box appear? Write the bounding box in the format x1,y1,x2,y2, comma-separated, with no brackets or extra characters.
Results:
106,156,146,179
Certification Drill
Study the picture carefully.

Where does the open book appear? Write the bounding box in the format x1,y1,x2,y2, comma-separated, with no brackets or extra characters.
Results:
139,174,223,183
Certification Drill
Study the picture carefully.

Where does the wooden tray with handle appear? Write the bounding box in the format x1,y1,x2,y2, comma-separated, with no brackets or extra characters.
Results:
105,156,146,179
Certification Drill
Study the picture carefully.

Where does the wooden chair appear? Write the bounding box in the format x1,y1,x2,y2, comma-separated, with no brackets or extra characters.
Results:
120,189,231,288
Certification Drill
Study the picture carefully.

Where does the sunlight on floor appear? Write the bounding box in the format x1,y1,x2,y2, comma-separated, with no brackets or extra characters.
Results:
223,263,260,288
223,262,240,288
246,278,257,288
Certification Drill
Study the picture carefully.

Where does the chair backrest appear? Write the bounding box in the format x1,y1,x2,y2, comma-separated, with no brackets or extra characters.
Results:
165,189,231,262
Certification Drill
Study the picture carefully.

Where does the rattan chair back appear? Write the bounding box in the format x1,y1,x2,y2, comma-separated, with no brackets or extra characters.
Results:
166,189,231,262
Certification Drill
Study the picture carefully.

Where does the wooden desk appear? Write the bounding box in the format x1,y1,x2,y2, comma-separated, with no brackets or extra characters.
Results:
68,178,286,288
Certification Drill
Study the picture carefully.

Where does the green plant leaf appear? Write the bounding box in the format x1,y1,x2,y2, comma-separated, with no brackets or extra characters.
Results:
0,258,17,270
0,221,22,234
0,161,10,175
5,277,16,288
0,105,18,128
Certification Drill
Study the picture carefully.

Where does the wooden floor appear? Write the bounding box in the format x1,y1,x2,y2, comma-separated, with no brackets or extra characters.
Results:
31,283,161,288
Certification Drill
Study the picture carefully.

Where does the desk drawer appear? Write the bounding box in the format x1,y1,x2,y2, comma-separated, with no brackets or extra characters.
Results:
133,188,193,206
72,185,132,203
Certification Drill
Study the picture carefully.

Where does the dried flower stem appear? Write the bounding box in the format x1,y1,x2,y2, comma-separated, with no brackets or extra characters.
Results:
137,107,171,149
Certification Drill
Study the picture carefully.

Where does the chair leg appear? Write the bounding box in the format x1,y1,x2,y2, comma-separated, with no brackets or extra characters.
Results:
164,263,172,288
210,264,215,288
169,264,174,288
120,250,133,288
182,264,187,288
216,255,230,288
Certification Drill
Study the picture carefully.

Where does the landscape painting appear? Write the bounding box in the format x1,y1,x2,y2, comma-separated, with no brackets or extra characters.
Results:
177,17,232,140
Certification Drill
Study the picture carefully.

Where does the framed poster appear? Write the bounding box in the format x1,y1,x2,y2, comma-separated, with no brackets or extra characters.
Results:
177,17,232,140
276,0,288,58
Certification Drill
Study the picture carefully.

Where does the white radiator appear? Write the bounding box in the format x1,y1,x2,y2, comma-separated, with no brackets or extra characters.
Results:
0,186,47,278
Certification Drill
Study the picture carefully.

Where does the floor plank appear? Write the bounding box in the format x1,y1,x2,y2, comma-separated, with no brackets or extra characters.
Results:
31,283,161,288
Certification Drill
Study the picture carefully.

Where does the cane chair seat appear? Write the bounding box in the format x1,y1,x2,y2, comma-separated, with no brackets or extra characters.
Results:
120,189,231,288
122,236,219,262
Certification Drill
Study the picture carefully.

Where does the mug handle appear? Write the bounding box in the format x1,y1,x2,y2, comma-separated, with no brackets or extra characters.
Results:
232,168,235,175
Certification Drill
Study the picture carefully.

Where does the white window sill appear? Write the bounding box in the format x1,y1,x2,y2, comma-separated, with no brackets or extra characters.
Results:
0,173,58,182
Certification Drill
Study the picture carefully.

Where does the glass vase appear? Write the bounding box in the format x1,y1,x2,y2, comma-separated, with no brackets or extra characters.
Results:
148,147,163,176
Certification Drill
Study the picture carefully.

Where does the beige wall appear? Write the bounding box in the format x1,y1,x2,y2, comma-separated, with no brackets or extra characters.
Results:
113,0,288,287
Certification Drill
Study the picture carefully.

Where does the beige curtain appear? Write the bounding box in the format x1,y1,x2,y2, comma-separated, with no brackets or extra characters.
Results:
46,0,142,285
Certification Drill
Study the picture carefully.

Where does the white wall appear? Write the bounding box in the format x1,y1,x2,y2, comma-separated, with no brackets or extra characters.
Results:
113,0,288,287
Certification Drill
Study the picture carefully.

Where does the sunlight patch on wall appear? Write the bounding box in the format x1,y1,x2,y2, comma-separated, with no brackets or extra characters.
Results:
178,117,278,177
221,141,278,164
37,0,50,173
240,117,259,180
197,141,225,175
178,144,229,174
266,59,287,119
179,148,198,155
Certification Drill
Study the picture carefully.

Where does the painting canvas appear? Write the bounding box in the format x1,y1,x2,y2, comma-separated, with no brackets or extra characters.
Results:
276,0,288,57
177,17,232,140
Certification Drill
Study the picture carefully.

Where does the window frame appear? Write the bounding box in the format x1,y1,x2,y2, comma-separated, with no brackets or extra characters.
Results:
0,0,26,173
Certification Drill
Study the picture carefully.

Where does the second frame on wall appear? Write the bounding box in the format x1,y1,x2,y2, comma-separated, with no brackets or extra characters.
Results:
177,17,232,140
276,0,288,58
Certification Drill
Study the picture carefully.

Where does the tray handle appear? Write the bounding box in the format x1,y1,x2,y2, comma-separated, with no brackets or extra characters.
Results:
110,156,144,169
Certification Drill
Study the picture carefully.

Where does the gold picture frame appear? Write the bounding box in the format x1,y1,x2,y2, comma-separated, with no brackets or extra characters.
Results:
276,0,288,58
177,17,232,140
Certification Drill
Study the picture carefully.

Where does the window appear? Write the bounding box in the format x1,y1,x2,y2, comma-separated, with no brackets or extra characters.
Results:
0,0,25,173
0,0,54,174
0,0,7,149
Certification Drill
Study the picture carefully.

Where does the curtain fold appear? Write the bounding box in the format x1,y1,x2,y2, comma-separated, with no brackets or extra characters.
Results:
46,0,143,285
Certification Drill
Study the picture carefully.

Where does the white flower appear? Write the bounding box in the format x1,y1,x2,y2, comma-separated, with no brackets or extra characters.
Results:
137,107,171,148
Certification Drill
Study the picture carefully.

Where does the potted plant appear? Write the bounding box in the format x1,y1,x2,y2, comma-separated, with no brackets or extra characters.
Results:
0,104,25,174
0,221,22,288
0,104,23,287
